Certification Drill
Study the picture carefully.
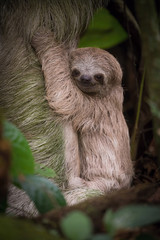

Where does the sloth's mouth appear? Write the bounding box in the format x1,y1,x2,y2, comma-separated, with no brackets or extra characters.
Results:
77,80,96,88
76,81,97,94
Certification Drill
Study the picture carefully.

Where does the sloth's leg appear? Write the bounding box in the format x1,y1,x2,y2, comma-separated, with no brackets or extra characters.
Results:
64,122,86,189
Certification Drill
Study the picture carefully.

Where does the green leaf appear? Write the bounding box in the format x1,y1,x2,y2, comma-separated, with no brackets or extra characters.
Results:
3,121,34,176
61,211,93,240
13,175,66,214
79,8,128,49
104,204,160,236
35,163,56,178
0,216,62,240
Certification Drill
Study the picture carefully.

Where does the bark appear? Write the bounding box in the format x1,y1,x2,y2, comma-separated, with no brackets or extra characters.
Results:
36,183,160,238
1,183,160,239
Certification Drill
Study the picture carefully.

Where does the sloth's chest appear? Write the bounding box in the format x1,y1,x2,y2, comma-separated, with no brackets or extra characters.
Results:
78,132,126,180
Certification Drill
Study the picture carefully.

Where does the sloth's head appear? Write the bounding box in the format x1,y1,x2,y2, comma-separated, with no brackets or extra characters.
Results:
69,47,122,96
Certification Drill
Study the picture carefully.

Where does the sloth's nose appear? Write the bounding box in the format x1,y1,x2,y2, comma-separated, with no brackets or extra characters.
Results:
80,75,92,84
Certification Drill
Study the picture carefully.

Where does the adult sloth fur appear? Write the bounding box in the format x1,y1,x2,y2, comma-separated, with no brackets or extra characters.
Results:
0,0,103,216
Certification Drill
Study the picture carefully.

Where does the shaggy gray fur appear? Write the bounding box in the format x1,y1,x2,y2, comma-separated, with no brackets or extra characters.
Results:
0,0,102,215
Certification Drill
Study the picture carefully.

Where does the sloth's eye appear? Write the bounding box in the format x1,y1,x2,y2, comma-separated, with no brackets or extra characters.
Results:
72,69,80,77
94,74,104,84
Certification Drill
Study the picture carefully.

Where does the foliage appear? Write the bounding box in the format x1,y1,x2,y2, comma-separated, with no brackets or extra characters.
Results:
3,120,34,176
59,205,160,240
104,204,160,237
61,211,93,240
34,162,56,178
2,120,66,214
0,216,60,240
13,175,66,214
78,8,128,49
1,202,160,239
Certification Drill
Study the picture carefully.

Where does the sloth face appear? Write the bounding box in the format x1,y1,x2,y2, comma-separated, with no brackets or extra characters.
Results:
69,47,122,96
71,67,105,94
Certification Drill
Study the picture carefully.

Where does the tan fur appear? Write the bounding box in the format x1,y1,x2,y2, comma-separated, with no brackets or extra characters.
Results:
32,30,133,204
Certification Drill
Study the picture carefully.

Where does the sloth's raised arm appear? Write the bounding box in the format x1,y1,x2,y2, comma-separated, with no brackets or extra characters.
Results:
31,29,79,120
31,29,83,184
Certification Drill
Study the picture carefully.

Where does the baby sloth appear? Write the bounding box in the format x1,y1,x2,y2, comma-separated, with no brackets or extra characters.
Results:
31,30,133,203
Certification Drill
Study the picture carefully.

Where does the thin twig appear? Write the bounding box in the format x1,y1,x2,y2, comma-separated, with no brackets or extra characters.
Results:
131,68,145,161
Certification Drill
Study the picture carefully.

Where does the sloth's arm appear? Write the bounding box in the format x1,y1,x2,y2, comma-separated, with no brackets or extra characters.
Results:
31,29,78,120
31,30,84,185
